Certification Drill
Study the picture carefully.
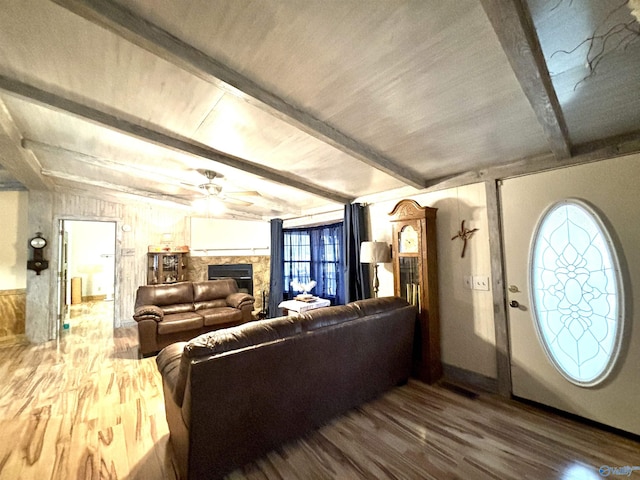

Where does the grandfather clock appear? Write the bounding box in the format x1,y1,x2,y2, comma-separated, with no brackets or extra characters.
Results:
389,199,441,383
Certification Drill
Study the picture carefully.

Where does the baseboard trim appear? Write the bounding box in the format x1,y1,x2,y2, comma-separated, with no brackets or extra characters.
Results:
81,295,107,302
442,363,498,393
0,288,26,296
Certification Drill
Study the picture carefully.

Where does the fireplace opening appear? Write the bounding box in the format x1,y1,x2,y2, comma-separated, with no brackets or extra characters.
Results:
208,264,253,295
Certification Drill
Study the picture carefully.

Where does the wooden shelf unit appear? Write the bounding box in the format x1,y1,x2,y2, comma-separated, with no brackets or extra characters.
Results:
147,252,188,285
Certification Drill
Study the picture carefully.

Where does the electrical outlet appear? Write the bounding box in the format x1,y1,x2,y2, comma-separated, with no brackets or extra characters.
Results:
463,276,473,290
473,275,490,291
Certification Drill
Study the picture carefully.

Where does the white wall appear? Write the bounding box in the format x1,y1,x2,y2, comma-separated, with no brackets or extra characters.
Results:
368,182,497,379
190,216,270,256
0,191,28,290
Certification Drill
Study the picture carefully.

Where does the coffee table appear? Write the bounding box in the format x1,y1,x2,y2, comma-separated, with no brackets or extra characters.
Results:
278,298,331,316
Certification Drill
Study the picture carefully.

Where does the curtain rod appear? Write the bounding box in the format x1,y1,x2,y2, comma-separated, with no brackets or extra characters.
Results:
282,206,349,222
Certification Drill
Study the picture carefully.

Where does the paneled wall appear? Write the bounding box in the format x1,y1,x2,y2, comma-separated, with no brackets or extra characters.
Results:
26,189,190,341
0,289,25,339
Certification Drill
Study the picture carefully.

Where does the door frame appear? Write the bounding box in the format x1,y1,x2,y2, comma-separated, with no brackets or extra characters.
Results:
54,216,120,336
56,225,69,330
486,179,512,397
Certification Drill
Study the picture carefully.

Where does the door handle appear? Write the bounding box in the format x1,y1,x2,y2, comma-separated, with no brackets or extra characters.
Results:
509,300,520,308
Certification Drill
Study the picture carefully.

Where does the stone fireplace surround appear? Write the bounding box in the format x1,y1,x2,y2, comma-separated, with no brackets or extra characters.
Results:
187,255,270,315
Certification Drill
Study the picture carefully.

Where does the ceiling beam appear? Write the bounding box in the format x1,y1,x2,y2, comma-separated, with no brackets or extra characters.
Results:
571,130,640,160
53,182,265,221
0,181,27,191
356,132,640,206
41,168,193,205
433,136,640,192
480,0,572,160
22,138,201,194
42,168,264,219
0,74,352,205
0,97,52,190
22,138,297,215
49,0,426,190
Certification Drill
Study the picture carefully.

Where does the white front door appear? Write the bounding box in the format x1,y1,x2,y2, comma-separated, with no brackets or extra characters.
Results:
500,154,640,436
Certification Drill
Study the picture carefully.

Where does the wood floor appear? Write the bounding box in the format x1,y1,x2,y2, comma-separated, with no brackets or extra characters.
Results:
0,303,638,480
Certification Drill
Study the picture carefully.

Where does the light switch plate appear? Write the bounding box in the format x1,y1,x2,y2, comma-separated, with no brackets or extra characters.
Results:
473,275,490,291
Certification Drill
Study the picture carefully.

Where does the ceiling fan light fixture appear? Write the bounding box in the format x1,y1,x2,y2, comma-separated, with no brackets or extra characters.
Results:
201,183,222,196
193,196,226,216
207,197,226,215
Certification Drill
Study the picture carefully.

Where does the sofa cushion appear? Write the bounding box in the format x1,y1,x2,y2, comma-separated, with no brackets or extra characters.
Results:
298,305,361,331
194,298,227,311
351,297,411,317
185,316,302,358
199,307,244,327
162,303,197,315
193,279,237,304
157,312,204,335
135,282,194,309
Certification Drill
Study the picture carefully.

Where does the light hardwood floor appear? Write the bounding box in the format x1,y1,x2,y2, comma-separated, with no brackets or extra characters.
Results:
1,303,638,479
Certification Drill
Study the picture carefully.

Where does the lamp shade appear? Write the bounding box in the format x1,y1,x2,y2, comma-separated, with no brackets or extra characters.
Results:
360,241,391,264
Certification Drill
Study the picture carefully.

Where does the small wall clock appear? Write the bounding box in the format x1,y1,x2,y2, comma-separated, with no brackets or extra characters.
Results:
27,232,49,275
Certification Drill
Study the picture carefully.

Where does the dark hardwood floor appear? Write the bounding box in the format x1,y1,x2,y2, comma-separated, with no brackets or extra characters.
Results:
0,302,637,479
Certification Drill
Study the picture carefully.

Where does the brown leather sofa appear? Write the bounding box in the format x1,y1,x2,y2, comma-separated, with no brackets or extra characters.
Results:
156,297,416,480
133,279,254,357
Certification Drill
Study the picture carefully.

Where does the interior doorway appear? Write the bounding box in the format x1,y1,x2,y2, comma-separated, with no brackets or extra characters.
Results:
57,220,116,331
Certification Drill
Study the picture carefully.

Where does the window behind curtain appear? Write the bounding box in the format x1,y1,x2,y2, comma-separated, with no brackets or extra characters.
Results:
283,222,344,304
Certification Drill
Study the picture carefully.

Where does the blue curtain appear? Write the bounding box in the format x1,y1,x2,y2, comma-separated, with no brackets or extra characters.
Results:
268,218,284,318
344,203,371,302
283,222,345,305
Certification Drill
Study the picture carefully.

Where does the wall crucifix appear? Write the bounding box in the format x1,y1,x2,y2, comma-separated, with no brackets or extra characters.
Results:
451,220,478,258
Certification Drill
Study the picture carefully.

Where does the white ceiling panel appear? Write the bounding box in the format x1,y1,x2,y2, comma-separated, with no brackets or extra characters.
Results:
0,0,638,218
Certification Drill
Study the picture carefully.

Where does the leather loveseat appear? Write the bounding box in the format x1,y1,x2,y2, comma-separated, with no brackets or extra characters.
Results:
133,279,254,357
156,296,416,480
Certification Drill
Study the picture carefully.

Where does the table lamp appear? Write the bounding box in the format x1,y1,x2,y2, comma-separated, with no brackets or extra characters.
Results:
360,241,391,297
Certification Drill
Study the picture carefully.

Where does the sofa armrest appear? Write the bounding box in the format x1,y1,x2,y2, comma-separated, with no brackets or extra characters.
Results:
157,342,189,407
226,292,255,309
133,305,164,322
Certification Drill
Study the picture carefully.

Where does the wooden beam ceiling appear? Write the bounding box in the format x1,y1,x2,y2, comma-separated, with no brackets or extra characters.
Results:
41,168,193,206
0,74,353,205
21,138,296,214
480,0,572,160
49,0,426,190
412,131,640,198
42,169,265,219
22,138,201,194
0,97,52,190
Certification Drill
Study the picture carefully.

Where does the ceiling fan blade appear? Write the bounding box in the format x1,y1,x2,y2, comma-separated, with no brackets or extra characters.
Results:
225,190,261,197
222,196,254,206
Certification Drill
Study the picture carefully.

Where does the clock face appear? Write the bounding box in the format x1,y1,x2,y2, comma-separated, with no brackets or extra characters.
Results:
399,225,418,253
30,236,47,249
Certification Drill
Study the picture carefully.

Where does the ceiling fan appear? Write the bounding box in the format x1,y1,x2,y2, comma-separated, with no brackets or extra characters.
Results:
194,169,259,206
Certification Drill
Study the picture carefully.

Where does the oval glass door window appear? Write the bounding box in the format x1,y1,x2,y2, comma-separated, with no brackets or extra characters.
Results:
529,199,624,386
